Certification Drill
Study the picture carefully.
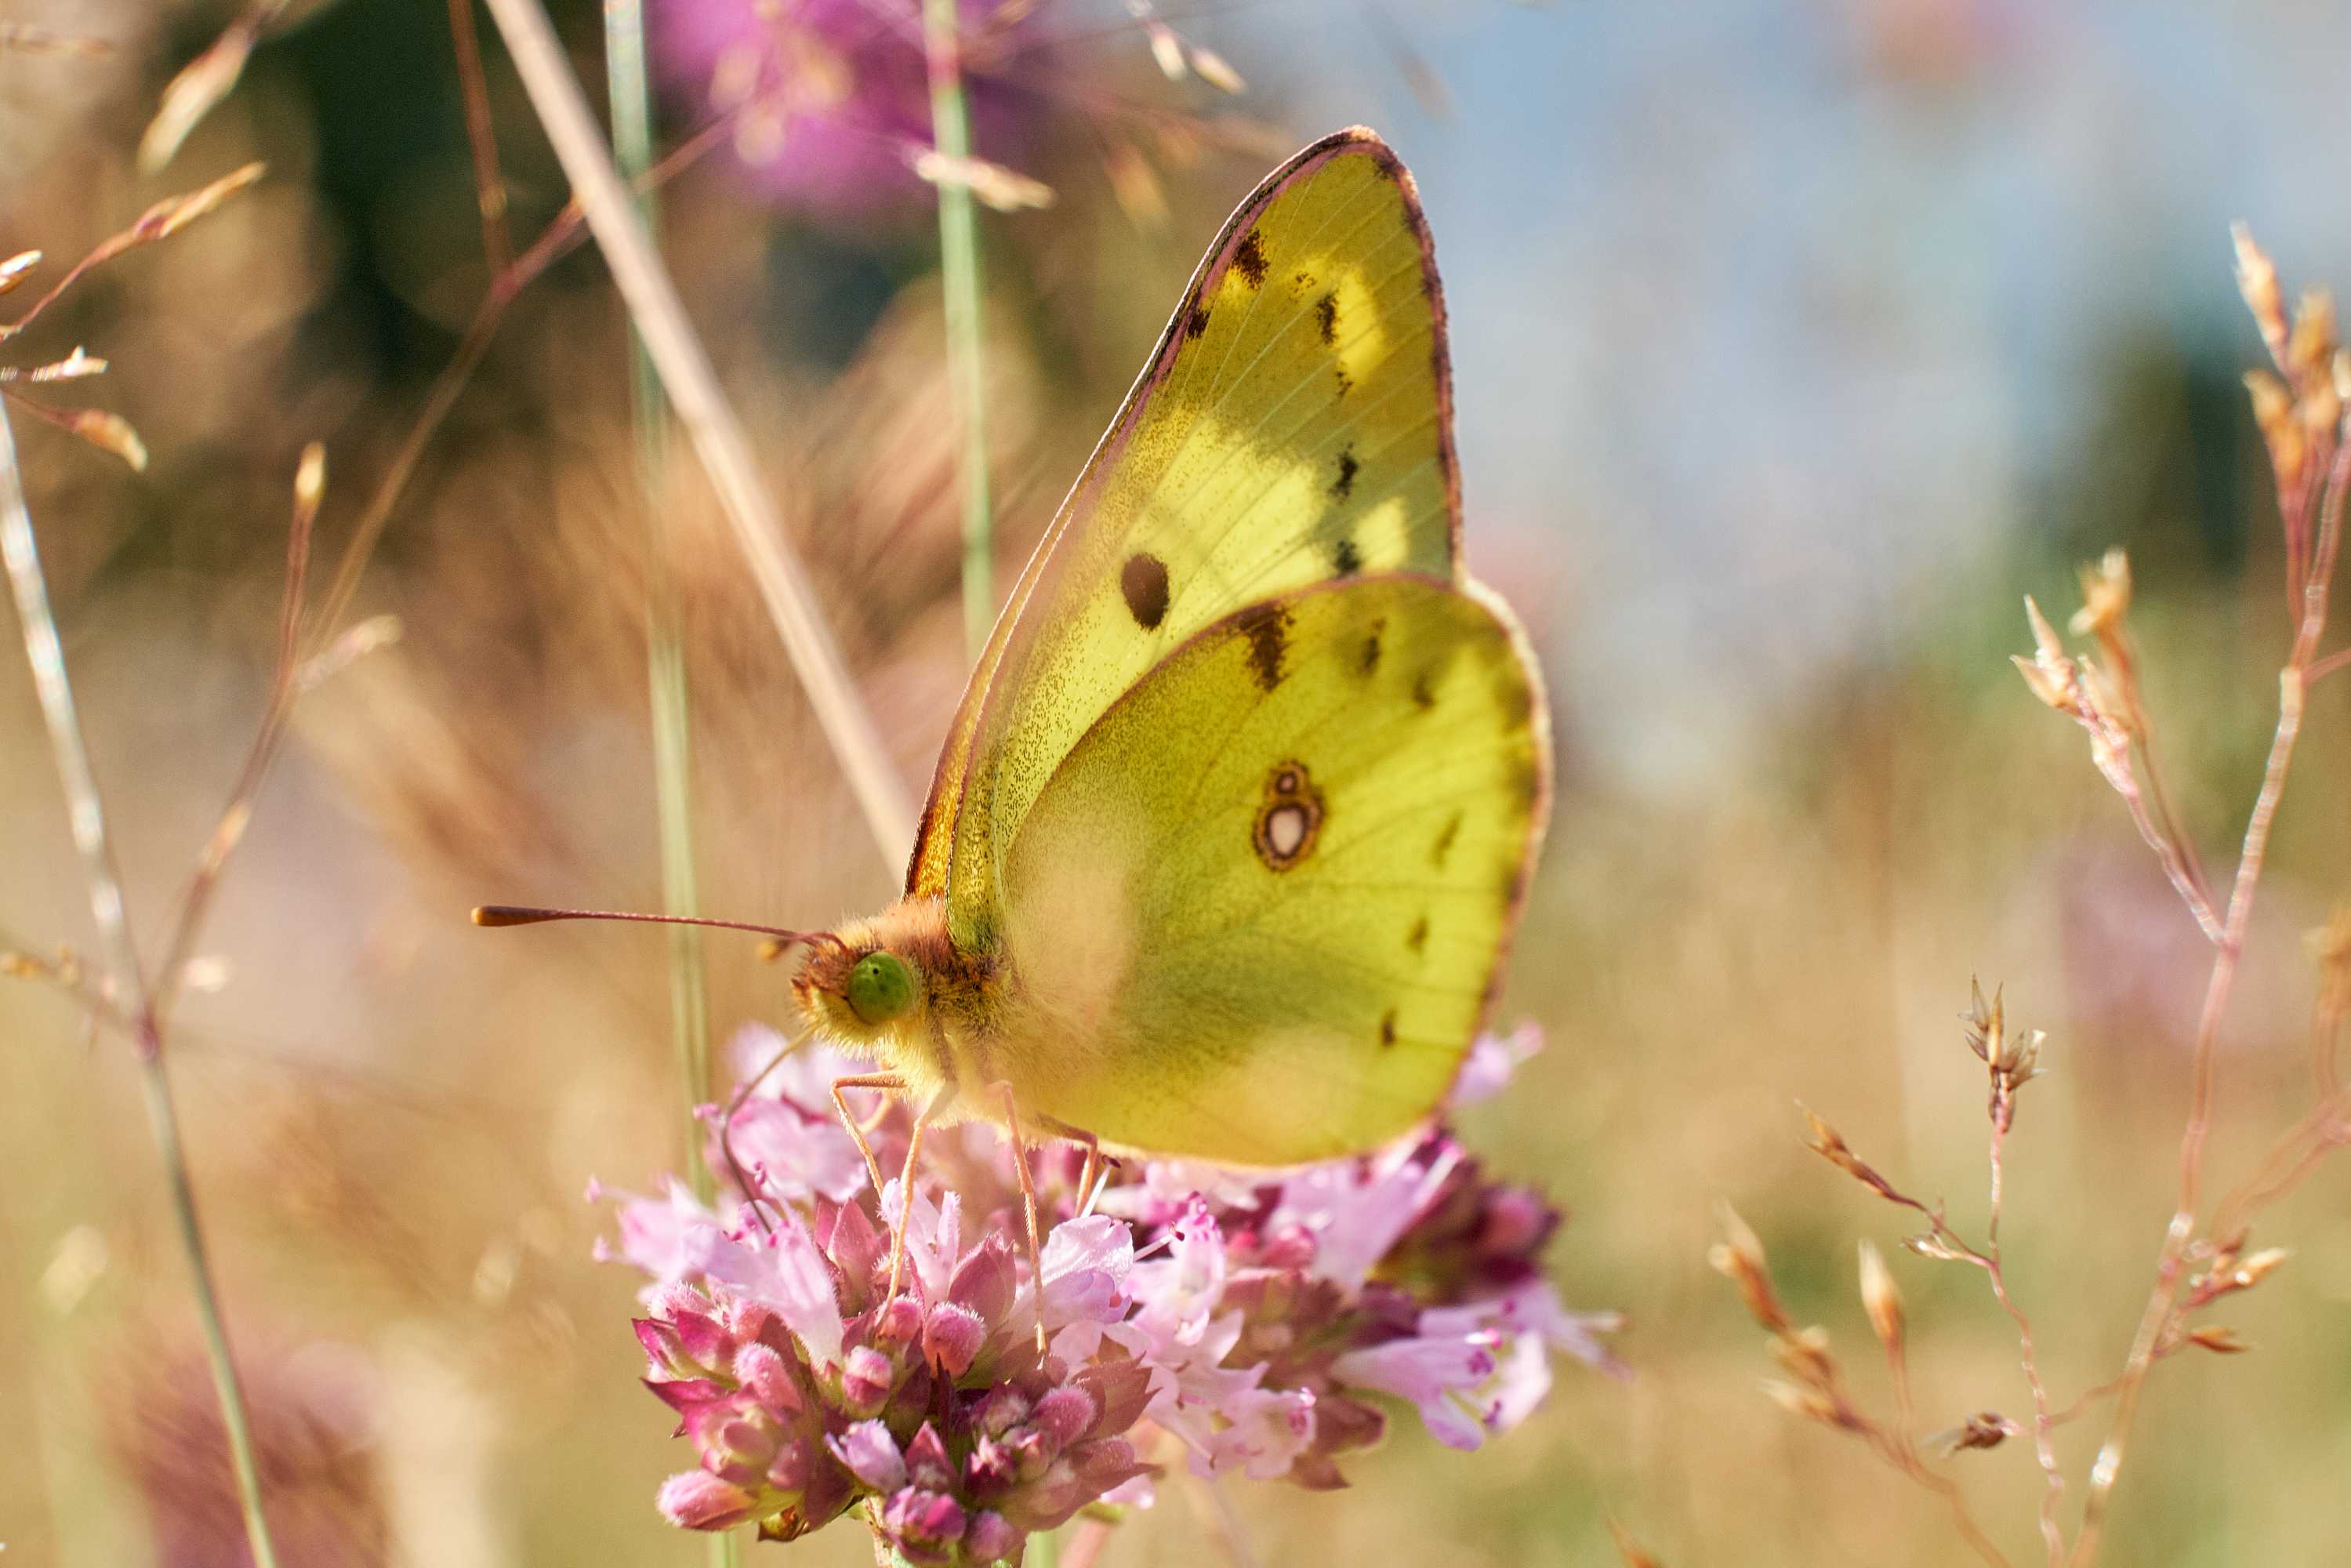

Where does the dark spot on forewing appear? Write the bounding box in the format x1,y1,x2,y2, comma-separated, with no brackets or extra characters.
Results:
1315,291,1338,346
1379,1009,1398,1049
1295,270,1315,289
1432,811,1462,868
1234,230,1268,289
1187,303,1210,339
1121,552,1170,629
1330,447,1359,501
1333,535,1361,576
1333,364,1354,399
1406,914,1428,955
1411,667,1439,710
1235,601,1290,692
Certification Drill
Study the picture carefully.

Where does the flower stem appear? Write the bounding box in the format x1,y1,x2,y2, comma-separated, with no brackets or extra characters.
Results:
603,0,716,1210
921,0,994,659
0,400,281,1568
600,5,727,1557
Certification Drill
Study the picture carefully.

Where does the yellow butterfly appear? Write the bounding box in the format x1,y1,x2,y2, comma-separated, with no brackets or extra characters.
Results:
796,123,1547,1181
485,126,1547,1315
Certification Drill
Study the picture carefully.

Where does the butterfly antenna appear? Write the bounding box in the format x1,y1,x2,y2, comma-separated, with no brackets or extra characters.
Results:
471,904,825,953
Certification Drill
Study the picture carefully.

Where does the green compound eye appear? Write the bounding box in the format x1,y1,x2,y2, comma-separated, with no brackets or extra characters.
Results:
845,951,917,1025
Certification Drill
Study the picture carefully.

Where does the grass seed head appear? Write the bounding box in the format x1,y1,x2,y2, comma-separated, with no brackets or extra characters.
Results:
1798,1105,1906,1204
1933,1412,2019,1456
2288,287,2338,381
2234,222,2287,356
1856,1240,1904,1361
2245,368,2308,487
1709,1205,1788,1334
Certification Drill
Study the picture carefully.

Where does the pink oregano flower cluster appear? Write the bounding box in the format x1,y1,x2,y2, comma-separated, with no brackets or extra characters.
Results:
597,1022,1621,1562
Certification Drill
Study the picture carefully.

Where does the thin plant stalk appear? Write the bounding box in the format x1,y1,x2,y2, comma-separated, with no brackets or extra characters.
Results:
598,52,736,1568
446,0,512,274
1984,1107,2063,1565
481,0,916,868
603,0,718,1218
2070,403,2351,1566
922,0,994,659
0,400,282,1568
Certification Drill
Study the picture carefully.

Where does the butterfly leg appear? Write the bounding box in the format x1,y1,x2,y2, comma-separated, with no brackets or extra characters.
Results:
990,1080,1050,1360
1040,1114,1116,1217
830,1073,907,1205
883,1082,956,1301
1069,1131,1119,1218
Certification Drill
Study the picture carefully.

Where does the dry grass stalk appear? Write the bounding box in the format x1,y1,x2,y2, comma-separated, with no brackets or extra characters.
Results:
1710,1206,2013,1566
480,0,918,867
138,2,292,172
1721,227,2351,1566
2073,230,2350,1566
0,396,283,1568
0,45,738,1566
0,164,267,472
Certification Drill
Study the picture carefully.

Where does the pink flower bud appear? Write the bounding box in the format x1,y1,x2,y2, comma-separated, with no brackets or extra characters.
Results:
1005,1425,1054,1481
1478,1186,1557,1258
904,1422,956,1491
873,1294,923,1348
634,1317,692,1377
923,1301,986,1377
731,1341,800,1414
666,1306,731,1369
828,1418,906,1492
766,1436,816,1493
1030,1385,1097,1447
881,1486,966,1557
655,1470,757,1530
974,1385,1031,1437
839,1345,894,1417
815,1199,883,1301
963,1510,1021,1563
964,1434,1016,1491
948,1234,1018,1324
707,1414,779,1483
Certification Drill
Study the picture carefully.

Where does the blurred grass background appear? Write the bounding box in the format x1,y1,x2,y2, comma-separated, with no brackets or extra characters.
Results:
5,0,2351,1563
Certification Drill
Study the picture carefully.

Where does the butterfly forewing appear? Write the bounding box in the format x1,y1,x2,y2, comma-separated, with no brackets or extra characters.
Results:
992,575,1547,1164
907,129,1461,946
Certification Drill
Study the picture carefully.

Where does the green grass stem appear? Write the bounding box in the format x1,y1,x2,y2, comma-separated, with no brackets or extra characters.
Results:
923,0,995,659
600,6,731,1559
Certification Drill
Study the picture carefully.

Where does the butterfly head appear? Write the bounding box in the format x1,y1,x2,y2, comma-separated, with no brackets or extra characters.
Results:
789,899,957,1060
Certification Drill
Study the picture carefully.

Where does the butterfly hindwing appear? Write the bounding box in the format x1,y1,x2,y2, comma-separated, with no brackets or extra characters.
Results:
992,574,1547,1163
907,129,1460,949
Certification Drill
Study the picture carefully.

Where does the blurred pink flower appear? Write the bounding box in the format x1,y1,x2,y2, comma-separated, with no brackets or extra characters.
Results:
653,0,1044,221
